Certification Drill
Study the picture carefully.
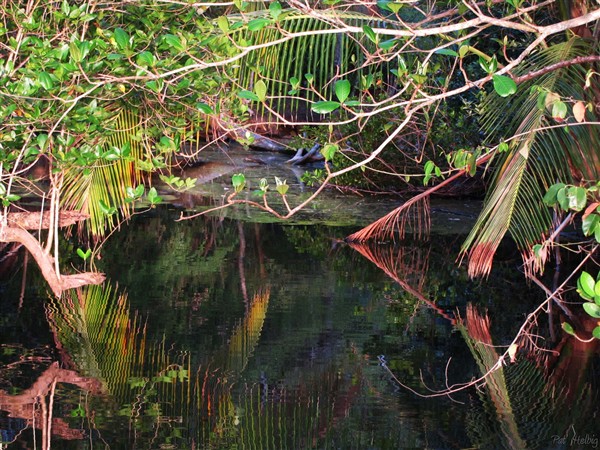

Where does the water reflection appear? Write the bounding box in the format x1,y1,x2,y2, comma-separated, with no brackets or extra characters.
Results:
0,210,598,449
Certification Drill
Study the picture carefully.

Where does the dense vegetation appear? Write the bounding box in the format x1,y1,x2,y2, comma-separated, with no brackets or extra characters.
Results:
0,0,598,359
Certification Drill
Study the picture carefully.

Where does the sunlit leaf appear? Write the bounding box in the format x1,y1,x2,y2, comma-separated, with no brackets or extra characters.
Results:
248,18,271,32
311,101,340,114
114,27,130,51
238,90,259,101
578,271,596,299
321,143,338,162
196,102,214,114
254,79,267,102
334,79,350,103
572,101,586,122
562,322,575,335
435,48,458,57
583,302,600,319
492,75,517,97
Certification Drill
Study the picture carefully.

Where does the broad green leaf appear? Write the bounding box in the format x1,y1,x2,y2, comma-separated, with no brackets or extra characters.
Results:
593,326,600,340
582,213,600,236
248,18,271,32
38,72,54,90
238,90,259,101
362,25,377,43
492,75,517,97
458,45,469,58
583,302,600,319
77,248,91,260
147,187,162,205
578,271,596,299
254,80,267,102
69,41,82,62
164,34,184,52
269,1,282,20
217,16,229,33
321,143,338,162
562,322,575,335
311,101,340,114
136,51,155,67
378,39,396,51
114,27,130,51
551,100,567,120
567,186,586,211
334,79,350,103
196,102,214,114
98,199,116,216
232,173,245,192
435,48,458,57
543,183,566,206
556,186,569,211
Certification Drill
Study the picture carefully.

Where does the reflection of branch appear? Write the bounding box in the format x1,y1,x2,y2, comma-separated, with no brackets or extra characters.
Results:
0,361,102,444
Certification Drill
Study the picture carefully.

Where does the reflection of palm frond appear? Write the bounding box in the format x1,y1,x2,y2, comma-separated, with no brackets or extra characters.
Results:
226,289,270,374
462,38,600,277
61,108,146,237
46,284,146,400
348,241,457,323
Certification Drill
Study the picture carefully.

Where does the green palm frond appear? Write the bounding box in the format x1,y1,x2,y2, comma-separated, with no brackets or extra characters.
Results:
61,108,146,237
462,38,600,277
227,9,384,122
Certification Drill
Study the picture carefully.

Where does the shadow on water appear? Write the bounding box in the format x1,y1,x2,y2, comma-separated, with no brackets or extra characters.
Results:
0,206,598,449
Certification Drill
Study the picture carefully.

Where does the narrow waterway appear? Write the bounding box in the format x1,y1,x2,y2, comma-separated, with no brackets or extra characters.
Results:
1,202,598,449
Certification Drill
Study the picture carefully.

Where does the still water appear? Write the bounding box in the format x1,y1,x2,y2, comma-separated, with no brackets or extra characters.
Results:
1,206,598,449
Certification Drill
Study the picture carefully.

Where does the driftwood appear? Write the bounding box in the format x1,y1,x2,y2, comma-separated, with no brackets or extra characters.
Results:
286,142,323,165
1,210,106,297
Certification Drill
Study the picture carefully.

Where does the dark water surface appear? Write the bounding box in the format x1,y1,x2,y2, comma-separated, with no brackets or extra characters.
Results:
1,206,598,449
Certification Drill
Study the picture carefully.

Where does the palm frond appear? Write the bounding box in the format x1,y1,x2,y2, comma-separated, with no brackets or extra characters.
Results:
61,108,146,237
462,38,599,277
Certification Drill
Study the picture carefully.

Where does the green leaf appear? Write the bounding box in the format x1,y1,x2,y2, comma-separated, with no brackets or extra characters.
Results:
311,101,340,114
217,16,230,33
269,1,282,20
238,90,259,101
582,213,600,237
551,100,568,120
69,41,82,62
38,72,54,90
114,27,130,51
435,48,458,57
136,51,155,67
98,199,116,216
196,102,214,114
247,18,271,32
543,183,566,206
583,302,600,319
147,187,162,205
492,75,517,97
562,322,575,335
556,186,569,211
77,248,92,260
378,39,396,51
164,34,184,52
362,25,377,44
232,173,245,192
254,80,267,102
567,186,587,211
321,143,338,162
275,177,289,195
593,326,600,340
334,79,351,103
578,271,596,300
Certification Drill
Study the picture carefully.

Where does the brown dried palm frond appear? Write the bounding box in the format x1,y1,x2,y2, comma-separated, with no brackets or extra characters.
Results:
346,167,478,243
